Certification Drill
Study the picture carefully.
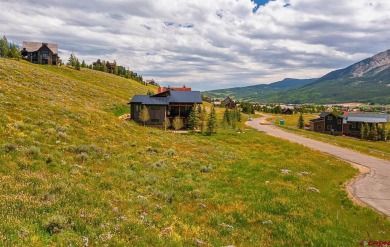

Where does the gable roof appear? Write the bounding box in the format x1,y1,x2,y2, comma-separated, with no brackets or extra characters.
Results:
319,112,332,118
23,41,58,54
344,113,390,123
130,91,202,105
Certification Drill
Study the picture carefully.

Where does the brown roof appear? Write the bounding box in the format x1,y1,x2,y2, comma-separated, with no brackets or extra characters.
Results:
23,41,58,54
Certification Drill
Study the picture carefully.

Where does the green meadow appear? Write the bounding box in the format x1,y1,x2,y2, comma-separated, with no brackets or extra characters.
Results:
1,58,389,246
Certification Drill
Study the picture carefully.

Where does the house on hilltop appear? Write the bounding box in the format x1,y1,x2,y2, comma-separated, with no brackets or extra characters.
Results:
21,41,60,65
157,85,191,93
129,89,202,128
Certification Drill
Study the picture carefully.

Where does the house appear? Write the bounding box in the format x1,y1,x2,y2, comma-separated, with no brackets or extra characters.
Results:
106,61,116,74
342,112,390,137
212,100,222,107
21,41,60,65
157,85,191,93
281,105,294,115
222,96,236,108
129,89,202,128
309,112,343,134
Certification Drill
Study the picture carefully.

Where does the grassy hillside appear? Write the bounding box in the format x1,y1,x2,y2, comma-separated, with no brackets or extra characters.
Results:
1,58,390,246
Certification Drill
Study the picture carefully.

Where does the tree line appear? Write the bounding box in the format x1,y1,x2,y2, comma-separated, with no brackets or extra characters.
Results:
67,53,147,85
0,36,22,60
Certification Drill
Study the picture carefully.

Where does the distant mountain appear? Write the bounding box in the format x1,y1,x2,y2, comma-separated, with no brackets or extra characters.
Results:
204,49,390,104
281,49,390,104
203,78,317,101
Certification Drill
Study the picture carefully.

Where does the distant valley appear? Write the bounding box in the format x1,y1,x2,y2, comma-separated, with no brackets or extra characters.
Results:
204,49,390,104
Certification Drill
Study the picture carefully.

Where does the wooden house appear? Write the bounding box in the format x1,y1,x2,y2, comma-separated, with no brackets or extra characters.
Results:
21,41,60,65
129,89,202,128
157,85,191,93
309,112,343,134
222,96,236,109
342,112,390,137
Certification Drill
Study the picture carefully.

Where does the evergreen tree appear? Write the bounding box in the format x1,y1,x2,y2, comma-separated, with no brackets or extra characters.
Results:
0,36,9,58
75,59,81,70
369,124,378,141
139,105,150,126
297,112,304,129
361,123,370,140
198,105,206,133
188,104,200,131
222,107,230,128
81,60,87,68
206,106,217,135
172,116,184,131
114,60,118,75
68,53,77,67
8,42,21,60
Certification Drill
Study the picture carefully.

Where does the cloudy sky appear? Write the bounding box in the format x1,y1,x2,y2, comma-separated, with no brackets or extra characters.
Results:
1,0,390,90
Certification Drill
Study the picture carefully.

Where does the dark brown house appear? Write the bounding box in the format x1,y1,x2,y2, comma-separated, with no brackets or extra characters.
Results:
21,41,60,65
222,96,236,109
129,90,202,128
309,112,343,134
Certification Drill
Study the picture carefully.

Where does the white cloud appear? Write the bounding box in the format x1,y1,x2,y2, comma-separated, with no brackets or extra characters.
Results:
1,0,390,90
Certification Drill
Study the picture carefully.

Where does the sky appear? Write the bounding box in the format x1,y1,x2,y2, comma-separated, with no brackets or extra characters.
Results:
1,0,390,91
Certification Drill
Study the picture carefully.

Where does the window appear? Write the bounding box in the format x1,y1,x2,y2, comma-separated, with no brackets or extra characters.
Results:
317,125,322,130
327,116,333,120
327,125,332,131
337,119,342,124
135,105,141,112
352,122,356,129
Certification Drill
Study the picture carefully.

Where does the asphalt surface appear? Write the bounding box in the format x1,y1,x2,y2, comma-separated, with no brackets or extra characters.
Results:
246,116,390,217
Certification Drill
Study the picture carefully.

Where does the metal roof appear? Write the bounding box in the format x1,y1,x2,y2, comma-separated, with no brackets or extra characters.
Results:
344,113,390,123
130,91,202,105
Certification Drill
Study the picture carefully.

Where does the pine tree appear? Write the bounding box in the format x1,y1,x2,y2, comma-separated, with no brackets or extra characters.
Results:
369,124,378,141
188,104,200,131
198,105,206,133
68,53,77,67
81,60,86,68
7,42,21,60
139,105,150,126
297,112,304,129
360,123,366,140
206,106,217,135
172,116,184,131
0,36,9,58
362,123,370,140
222,107,230,128
75,59,81,70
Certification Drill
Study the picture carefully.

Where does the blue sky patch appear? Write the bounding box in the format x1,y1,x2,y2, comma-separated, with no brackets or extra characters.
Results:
252,0,270,12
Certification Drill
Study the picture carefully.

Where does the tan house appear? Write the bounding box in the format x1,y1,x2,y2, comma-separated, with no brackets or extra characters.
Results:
21,41,60,65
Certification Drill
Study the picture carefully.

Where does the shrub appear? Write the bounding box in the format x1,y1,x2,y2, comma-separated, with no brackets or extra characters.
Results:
43,215,71,235
76,153,88,163
25,146,40,158
151,160,166,169
200,165,213,173
164,148,175,157
4,143,17,152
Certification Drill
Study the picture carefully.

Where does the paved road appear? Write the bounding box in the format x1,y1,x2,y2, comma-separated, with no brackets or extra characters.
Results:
246,116,390,217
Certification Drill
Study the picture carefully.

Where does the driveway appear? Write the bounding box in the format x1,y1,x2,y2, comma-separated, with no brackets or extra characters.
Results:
246,116,390,217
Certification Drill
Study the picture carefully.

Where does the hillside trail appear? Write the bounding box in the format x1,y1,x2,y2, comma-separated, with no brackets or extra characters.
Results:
246,115,390,217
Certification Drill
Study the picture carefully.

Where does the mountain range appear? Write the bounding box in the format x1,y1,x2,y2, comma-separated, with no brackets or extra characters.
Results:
204,49,390,104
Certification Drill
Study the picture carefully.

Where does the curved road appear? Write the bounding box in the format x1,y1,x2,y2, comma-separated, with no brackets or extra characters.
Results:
246,116,390,217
